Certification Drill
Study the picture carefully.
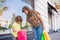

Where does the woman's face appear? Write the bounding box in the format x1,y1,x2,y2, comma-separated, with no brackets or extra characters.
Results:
24,10,29,15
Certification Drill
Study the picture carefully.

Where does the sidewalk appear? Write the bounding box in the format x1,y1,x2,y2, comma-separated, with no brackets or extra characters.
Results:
27,31,60,40
50,32,60,40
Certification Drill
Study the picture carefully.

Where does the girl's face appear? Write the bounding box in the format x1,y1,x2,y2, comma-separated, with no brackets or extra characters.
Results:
16,16,22,23
17,17,21,21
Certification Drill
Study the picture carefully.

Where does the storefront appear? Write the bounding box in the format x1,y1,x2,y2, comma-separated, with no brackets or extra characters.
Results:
35,0,58,32
48,2,58,32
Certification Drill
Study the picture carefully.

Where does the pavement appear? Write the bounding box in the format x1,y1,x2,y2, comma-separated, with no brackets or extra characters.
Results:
27,31,60,40
50,32,60,40
0,31,60,40
27,31,35,40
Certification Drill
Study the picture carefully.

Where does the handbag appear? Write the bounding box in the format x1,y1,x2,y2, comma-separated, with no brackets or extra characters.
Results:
17,29,27,40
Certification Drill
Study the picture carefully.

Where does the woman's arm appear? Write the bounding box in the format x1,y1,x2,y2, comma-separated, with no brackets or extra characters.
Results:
36,12,45,29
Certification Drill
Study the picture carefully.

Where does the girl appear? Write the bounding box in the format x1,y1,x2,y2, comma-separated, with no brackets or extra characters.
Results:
12,16,22,40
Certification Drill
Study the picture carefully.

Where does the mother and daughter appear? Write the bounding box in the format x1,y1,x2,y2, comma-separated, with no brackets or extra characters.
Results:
12,6,44,40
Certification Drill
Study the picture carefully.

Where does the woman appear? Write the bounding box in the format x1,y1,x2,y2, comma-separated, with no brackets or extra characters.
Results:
12,16,23,40
22,6,45,40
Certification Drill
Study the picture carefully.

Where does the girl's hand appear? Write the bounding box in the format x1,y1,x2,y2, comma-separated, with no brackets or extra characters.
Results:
13,29,17,32
12,28,17,32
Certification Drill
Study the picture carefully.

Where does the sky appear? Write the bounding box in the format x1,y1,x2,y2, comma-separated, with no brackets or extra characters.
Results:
1,0,31,25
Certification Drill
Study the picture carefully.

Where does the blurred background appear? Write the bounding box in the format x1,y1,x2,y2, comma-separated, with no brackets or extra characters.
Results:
0,0,60,40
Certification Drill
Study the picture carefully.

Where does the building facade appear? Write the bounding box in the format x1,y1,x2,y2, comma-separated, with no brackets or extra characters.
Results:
35,0,60,32
34,0,49,32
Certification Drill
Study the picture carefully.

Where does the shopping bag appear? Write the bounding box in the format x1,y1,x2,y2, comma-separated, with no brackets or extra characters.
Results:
17,29,27,40
41,32,45,40
44,31,51,40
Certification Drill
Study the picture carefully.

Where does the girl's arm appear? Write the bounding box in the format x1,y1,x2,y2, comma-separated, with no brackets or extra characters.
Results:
12,26,17,32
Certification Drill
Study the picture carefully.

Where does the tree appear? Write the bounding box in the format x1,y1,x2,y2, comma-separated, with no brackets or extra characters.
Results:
0,0,7,16
0,0,5,8
9,13,15,29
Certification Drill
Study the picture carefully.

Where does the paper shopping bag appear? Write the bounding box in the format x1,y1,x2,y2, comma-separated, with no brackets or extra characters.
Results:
44,31,51,40
41,32,45,40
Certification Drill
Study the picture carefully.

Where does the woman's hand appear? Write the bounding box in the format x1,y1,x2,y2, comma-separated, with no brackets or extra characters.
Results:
33,20,36,24
43,26,45,30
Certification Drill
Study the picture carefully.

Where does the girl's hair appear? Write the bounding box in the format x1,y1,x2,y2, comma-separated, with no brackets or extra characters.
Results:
15,16,23,22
